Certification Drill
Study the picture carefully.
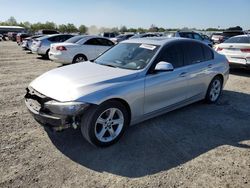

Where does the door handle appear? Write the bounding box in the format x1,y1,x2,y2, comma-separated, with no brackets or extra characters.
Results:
179,72,187,77
208,64,213,68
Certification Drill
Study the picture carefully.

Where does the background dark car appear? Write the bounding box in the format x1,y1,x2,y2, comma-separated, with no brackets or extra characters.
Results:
168,31,213,47
36,29,59,35
222,30,245,41
8,32,17,41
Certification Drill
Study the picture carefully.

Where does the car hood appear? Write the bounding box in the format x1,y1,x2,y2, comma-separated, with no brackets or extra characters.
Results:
30,61,139,102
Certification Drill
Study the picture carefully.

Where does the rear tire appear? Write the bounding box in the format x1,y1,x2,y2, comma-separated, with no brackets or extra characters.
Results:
45,49,50,59
72,54,87,63
80,101,129,147
205,76,223,103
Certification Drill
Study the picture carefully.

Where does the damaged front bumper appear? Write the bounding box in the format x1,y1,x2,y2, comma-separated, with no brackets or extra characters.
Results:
24,87,88,131
25,99,71,130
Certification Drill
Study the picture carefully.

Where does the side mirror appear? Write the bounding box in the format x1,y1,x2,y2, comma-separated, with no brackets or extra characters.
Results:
155,61,174,72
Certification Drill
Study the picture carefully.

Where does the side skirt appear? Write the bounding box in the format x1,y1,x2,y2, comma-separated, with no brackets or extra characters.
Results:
130,94,204,126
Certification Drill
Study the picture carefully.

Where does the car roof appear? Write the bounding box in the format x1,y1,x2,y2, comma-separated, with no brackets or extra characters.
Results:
37,34,73,40
121,37,193,46
73,35,113,43
230,34,250,38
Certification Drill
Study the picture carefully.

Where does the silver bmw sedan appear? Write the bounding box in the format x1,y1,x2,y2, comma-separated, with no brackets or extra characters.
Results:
25,37,229,147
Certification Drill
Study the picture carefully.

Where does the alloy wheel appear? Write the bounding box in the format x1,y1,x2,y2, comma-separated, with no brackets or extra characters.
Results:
209,79,221,102
94,108,124,143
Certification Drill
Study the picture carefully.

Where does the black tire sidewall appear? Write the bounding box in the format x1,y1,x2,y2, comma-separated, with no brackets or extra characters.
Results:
206,76,223,103
73,54,87,63
81,101,129,147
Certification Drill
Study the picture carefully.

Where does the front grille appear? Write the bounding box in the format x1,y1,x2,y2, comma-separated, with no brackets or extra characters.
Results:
25,87,51,112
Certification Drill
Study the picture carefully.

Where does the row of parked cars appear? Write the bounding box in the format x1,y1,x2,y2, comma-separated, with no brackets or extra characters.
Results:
12,29,249,69
17,31,209,64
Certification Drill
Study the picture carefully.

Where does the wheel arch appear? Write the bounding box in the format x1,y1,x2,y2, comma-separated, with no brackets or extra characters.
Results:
214,74,224,85
73,53,88,61
100,98,132,125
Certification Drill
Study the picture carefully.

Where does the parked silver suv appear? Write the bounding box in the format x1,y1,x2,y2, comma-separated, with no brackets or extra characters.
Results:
25,37,229,147
31,34,73,58
168,31,213,47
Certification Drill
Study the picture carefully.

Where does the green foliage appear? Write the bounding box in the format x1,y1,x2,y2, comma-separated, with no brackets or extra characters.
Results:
137,27,146,33
58,24,68,33
66,23,78,33
127,28,137,33
206,27,224,31
119,26,128,33
79,25,87,34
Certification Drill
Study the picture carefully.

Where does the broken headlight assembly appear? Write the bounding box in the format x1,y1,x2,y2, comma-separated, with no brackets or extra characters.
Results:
44,101,89,116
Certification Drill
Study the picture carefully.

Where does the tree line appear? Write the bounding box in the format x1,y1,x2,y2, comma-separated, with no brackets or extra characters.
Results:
0,17,87,34
0,16,227,34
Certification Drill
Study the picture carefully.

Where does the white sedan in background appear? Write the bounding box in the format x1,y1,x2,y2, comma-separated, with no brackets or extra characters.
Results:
215,35,250,69
49,36,114,64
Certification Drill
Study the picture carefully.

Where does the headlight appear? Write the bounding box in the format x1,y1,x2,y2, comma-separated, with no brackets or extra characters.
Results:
44,101,89,115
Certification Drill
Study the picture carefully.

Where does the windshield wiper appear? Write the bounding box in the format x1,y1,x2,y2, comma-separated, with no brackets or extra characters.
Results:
99,63,117,68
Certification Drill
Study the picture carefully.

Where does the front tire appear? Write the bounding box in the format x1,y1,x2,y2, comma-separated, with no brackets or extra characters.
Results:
80,101,129,147
205,76,223,103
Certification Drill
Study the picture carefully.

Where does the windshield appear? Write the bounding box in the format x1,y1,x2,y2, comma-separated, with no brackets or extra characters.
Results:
115,35,123,38
224,36,250,43
223,32,244,38
95,43,160,70
65,35,85,43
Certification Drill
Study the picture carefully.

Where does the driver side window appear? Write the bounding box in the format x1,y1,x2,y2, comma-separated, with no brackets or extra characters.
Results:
193,34,203,41
158,44,184,68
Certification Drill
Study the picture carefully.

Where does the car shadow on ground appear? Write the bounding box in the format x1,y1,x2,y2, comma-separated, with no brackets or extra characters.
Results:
36,56,50,61
45,90,250,178
230,68,250,77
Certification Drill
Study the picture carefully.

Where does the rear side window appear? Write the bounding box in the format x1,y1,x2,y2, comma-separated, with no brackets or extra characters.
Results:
84,38,100,45
48,35,72,42
182,42,204,65
223,31,244,38
48,36,57,42
96,38,114,46
58,35,72,42
202,45,214,61
158,43,184,68
179,32,193,39
224,36,250,43
193,33,203,41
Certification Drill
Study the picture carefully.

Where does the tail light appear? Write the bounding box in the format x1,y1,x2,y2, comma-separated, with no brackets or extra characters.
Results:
240,49,250,53
217,47,223,51
37,41,42,47
56,46,67,51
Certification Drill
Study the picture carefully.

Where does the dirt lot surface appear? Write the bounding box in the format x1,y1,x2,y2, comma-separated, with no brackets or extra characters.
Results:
0,41,250,188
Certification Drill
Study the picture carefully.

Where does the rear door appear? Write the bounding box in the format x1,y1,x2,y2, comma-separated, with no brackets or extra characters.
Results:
83,38,100,60
95,38,114,55
182,41,214,99
53,35,72,43
144,43,189,114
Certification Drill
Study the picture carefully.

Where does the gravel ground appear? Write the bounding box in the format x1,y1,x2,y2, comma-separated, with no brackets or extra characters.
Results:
0,41,250,188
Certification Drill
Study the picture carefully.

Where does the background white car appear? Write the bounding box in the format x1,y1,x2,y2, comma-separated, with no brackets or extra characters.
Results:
216,35,250,69
49,36,114,64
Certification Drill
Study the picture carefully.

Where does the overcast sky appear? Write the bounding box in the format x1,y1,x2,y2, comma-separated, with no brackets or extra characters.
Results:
0,0,249,29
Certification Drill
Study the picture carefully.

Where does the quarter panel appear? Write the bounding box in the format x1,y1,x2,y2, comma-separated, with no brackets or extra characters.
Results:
76,75,145,121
